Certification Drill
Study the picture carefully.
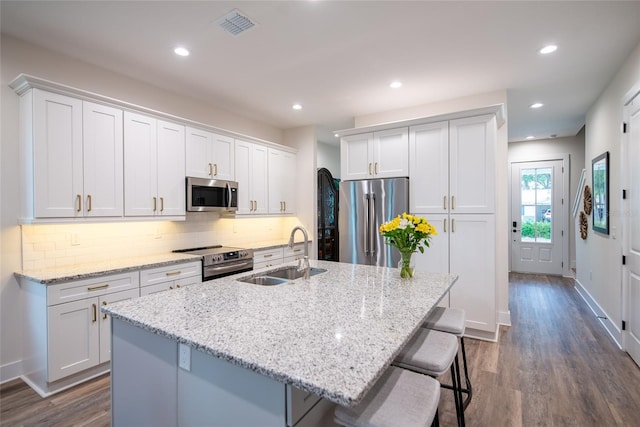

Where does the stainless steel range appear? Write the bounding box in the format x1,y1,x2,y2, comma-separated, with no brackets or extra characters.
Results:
173,245,253,281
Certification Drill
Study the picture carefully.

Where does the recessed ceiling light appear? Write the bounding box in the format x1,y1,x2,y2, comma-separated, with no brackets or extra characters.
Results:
334,133,340,138
390,81,402,89
292,103,302,110
526,136,535,140
174,47,190,57
530,102,544,109
539,44,558,55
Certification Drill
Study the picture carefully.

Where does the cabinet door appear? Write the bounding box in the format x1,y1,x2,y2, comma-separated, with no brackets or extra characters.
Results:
268,148,296,214
235,140,253,214
449,115,496,214
99,288,140,363
413,214,449,275
409,122,449,214
157,120,185,216
340,133,372,181
124,112,157,216
185,127,214,179
212,133,235,181
33,89,83,218
372,128,409,178
48,298,99,382
83,101,124,217
251,144,269,214
448,214,496,333
282,151,297,214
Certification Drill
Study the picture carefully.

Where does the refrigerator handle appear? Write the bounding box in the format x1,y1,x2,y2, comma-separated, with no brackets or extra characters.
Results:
364,194,370,255
370,194,376,255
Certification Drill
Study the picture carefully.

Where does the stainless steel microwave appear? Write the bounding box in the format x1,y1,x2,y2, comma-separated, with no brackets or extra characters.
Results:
186,177,238,212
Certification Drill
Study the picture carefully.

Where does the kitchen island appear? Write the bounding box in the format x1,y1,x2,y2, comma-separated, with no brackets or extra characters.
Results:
103,260,457,426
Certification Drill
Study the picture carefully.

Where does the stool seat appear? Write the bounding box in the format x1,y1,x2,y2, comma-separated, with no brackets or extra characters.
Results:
394,329,458,377
334,366,440,427
423,307,466,336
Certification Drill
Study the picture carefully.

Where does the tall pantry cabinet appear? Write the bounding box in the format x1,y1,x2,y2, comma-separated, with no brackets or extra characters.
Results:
411,114,497,335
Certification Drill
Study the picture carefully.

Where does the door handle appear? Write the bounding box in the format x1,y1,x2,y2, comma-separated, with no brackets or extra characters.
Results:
363,194,370,255
369,194,376,255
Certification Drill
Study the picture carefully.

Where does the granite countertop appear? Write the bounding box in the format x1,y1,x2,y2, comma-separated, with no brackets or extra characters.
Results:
103,260,457,407
14,253,202,284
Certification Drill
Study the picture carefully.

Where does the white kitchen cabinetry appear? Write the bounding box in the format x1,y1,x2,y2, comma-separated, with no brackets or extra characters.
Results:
185,127,235,181
20,272,139,395
340,128,408,181
20,89,123,219
124,112,185,217
411,114,497,336
235,139,269,215
268,148,297,214
410,115,496,214
254,243,307,270
139,261,202,296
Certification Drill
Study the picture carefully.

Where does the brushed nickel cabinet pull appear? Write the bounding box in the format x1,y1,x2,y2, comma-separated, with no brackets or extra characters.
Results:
208,163,213,176
452,218,456,232
102,301,108,320
443,196,447,210
444,218,447,233
214,164,218,176
176,284,181,289
284,201,286,211
451,196,455,210
76,194,82,212
160,197,164,212
153,197,157,212
169,286,174,290
165,270,182,276
87,194,92,212
263,254,273,258
88,284,109,291
92,304,97,323
375,162,379,174
369,163,372,175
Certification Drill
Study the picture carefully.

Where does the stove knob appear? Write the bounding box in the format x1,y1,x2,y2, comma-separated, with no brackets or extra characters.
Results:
239,250,246,258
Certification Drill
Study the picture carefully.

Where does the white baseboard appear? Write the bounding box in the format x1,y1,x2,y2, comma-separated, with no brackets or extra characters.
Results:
464,327,499,342
574,279,622,348
498,310,511,327
0,359,22,384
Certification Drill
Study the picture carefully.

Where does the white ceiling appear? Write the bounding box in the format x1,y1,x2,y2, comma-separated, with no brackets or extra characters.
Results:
2,1,640,144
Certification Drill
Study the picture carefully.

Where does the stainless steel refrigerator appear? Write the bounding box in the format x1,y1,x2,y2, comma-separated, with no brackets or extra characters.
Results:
338,177,409,267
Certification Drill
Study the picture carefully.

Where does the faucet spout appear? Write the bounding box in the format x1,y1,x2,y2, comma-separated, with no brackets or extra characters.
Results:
289,226,310,279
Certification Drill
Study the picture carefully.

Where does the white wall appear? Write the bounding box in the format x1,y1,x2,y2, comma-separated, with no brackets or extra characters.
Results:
0,35,293,380
317,142,341,180
353,90,511,328
579,39,640,343
508,129,586,272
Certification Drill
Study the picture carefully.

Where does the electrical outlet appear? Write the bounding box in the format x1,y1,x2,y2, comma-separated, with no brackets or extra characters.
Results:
179,343,191,371
71,232,80,246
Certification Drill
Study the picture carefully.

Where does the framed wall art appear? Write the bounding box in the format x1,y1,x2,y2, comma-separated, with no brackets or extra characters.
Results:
592,151,609,234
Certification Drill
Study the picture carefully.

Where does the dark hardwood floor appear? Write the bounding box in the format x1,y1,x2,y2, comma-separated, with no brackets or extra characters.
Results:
2,273,639,426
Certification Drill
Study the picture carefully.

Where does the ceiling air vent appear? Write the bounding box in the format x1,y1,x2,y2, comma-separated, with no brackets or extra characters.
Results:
216,9,256,36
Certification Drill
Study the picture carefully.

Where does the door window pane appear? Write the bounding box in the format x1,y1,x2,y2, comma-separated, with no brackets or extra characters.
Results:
520,167,552,243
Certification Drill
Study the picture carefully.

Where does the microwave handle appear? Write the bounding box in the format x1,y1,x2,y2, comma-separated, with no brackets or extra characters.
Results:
226,182,232,210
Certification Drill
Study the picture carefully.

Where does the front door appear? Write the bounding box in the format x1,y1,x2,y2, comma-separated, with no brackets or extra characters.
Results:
623,90,640,367
511,160,564,275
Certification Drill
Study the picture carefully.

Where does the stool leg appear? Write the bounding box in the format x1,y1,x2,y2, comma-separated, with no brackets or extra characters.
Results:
450,354,465,427
432,409,439,427
460,337,472,409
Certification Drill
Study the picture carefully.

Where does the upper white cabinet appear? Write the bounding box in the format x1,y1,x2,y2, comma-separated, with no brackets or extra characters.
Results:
124,112,185,217
340,128,409,180
185,127,235,181
23,89,123,219
410,115,496,214
268,148,296,214
235,139,269,215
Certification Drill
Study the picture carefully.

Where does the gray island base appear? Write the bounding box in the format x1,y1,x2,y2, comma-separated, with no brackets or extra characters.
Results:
105,260,457,426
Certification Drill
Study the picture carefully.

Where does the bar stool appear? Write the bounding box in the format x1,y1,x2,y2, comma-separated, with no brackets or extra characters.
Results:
423,307,472,409
334,366,441,427
393,328,465,427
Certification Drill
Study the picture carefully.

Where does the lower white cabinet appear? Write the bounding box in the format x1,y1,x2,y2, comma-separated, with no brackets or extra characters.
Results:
140,261,202,296
414,214,496,335
254,243,307,270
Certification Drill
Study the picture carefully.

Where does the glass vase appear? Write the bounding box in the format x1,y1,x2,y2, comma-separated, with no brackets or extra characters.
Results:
398,251,415,279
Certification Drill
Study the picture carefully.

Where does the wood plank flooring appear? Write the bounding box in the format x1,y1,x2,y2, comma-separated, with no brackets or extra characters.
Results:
2,273,639,426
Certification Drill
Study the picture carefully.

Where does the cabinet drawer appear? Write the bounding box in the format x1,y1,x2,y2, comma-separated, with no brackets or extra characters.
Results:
253,248,283,264
283,243,306,258
47,272,139,306
140,261,201,287
286,385,321,427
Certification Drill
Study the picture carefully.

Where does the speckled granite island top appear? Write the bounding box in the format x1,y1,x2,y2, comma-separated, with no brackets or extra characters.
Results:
104,260,457,407
15,253,201,284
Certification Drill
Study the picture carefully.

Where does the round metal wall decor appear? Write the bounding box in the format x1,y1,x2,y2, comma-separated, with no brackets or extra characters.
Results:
579,211,588,240
583,185,592,215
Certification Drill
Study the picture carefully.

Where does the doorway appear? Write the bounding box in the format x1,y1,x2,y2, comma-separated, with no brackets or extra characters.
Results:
510,159,567,275
622,88,640,367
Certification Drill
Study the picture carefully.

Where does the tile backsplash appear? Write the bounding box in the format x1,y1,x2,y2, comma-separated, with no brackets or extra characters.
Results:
21,214,303,270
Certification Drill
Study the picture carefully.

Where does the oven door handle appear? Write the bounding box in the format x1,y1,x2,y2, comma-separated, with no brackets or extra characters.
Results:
205,260,254,275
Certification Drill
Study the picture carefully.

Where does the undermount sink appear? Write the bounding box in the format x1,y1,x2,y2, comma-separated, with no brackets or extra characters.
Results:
237,266,327,285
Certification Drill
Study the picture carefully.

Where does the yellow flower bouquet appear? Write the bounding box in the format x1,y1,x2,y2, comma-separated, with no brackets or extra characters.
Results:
379,213,437,279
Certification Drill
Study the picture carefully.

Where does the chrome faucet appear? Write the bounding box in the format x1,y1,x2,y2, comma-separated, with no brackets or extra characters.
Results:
289,226,310,280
